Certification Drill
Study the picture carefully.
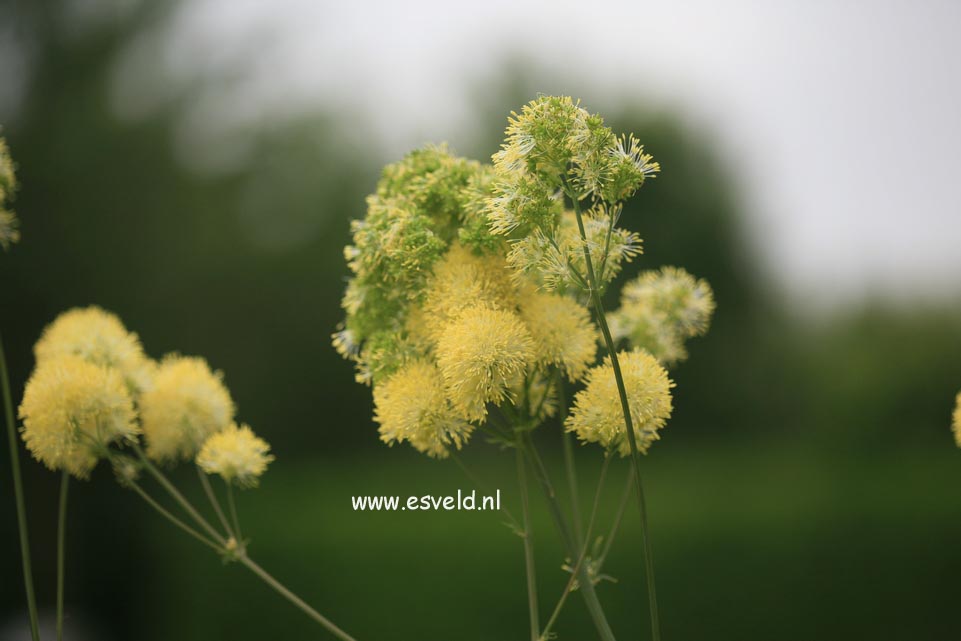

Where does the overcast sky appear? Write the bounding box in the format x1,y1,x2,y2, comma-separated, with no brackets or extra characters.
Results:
95,0,961,307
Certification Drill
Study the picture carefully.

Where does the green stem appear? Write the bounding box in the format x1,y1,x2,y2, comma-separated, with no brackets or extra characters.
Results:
226,481,243,544
1,331,40,641
557,371,585,547
515,444,540,641
569,191,662,641
540,455,610,641
238,554,359,641
130,446,358,640
521,434,617,641
56,470,69,641
597,466,634,570
125,475,223,552
132,443,225,545
197,465,233,539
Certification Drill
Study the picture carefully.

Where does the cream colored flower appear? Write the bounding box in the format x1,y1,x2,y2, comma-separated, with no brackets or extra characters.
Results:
140,355,235,462
34,306,156,394
197,424,273,487
19,355,138,478
436,306,535,421
566,350,673,456
374,359,472,458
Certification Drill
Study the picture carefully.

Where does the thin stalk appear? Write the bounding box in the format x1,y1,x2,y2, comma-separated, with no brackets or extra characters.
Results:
540,456,610,641
1,331,40,641
521,434,617,641
515,444,540,641
225,481,243,544
130,446,358,640
238,554,359,641
569,190,661,641
597,466,634,570
197,465,233,539
132,443,225,544
56,470,69,641
126,477,223,553
556,372,584,546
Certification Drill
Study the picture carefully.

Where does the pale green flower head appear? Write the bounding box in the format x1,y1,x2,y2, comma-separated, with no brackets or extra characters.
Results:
0,135,20,250
610,267,716,366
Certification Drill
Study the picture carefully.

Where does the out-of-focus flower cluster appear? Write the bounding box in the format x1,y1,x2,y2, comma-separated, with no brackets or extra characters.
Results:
335,97,715,459
18,306,272,484
0,135,19,250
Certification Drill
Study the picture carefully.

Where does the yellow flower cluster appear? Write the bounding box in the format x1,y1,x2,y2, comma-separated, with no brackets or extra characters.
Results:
197,424,274,487
566,350,674,456
338,98,714,460
369,242,599,458
19,307,272,484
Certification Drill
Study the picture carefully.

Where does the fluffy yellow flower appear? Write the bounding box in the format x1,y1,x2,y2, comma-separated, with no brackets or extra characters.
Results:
519,289,597,380
436,306,534,421
140,355,235,462
373,360,472,458
421,243,517,343
34,306,156,394
566,350,674,456
197,423,274,487
953,391,961,448
18,355,138,478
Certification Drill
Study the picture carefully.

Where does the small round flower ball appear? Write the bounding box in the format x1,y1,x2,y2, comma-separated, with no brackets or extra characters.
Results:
19,355,138,479
34,306,156,394
566,350,674,456
518,288,597,381
953,391,961,448
140,355,235,462
436,306,535,422
373,359,472,458
197,424,274,488
422,243,518,343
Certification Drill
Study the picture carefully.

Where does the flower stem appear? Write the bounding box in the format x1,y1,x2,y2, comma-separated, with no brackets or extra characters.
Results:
0,331,40,641
132,444,225,545
197,465,233,539
130,445,358,640
237,554,359,641
449,450,520,530
125,475,223,553
225,481,243,544
515,443,540,641
521,434,617,641
569,192,662,641
539,455,610,641
556,372,585,546
56,470,69,641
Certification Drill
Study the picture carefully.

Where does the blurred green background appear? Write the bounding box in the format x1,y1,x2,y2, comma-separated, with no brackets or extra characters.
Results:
2,2,961,640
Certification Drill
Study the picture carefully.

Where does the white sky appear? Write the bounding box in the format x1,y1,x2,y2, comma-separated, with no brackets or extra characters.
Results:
107,0,961,307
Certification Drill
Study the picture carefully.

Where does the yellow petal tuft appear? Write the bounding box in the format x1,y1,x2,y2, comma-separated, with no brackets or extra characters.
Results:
18,355,138,479
197,423,273,487
140,355,235,462
565,350,673,456
373,360,472,458
436,306,534,421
